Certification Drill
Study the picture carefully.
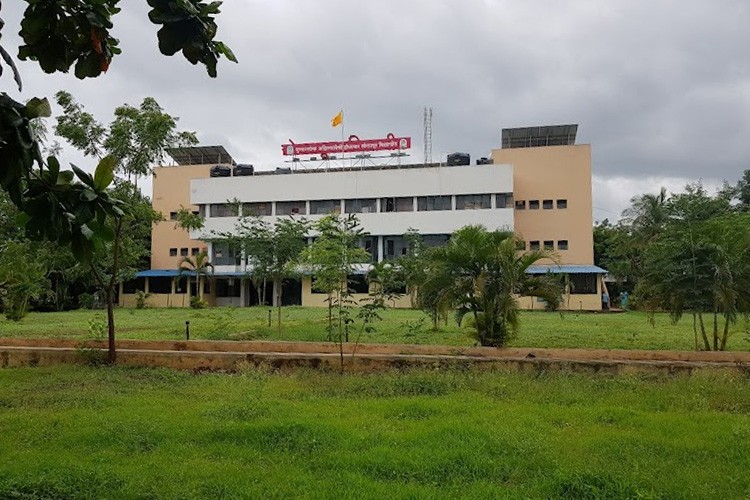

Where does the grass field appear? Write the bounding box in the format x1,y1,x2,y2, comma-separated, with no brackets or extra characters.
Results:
0,365,748,498
2,306,749,351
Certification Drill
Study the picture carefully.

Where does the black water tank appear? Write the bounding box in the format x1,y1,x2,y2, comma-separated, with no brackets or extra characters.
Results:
233,164,254,176
476,157,494,165
447,152,470,166
210,165,231,177
275,167,292,174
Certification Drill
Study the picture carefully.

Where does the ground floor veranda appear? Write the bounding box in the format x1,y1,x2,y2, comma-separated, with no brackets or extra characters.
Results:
119,265,608,311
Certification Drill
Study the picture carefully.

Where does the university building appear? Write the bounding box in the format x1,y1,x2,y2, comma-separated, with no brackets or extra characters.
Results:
120,124,607,310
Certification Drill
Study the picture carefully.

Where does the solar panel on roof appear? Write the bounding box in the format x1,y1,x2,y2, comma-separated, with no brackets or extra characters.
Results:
501,124,578,149
166,145,236,165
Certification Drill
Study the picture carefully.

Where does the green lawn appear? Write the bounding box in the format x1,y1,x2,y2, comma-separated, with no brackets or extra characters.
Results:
2,306,749,351
0,365,748,498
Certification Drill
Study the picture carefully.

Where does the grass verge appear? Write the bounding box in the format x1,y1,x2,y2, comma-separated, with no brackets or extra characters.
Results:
0,365,748,498
2,306,750,352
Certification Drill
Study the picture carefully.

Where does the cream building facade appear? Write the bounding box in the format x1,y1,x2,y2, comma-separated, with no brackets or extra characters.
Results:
120,125,606,310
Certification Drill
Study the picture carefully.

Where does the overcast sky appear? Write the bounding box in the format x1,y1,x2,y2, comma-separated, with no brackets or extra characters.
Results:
3,1,749,221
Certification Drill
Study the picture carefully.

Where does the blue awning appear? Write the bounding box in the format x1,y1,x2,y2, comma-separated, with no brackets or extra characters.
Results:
135,270,248,278
526,264,608,275
135,269,187,278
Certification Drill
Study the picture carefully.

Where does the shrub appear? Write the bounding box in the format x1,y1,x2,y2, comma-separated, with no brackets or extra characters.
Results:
134,290,152,309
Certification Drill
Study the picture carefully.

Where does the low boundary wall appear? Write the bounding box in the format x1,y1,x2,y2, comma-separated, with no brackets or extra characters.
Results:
1,339,748,375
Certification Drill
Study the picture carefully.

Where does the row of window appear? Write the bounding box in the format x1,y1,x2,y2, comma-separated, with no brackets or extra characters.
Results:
515,199,567,210
205,193,515,217
526,240,569,251
311,275,406,295
169,247,202,257
209,234,451,266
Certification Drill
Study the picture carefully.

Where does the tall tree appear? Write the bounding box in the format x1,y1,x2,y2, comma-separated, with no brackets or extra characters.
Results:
0,0,234,285
636,183,747,351
622,187,669,242
424,226,562,347
55,92,198,187
224,215,310,333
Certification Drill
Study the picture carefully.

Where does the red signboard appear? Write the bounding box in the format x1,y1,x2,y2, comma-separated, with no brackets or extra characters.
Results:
282,134,411,156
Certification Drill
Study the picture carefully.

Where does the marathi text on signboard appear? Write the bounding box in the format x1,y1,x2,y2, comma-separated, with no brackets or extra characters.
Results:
281,135,411,156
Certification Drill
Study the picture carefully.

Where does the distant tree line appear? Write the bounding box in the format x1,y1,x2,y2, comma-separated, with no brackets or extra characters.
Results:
595,171,750,350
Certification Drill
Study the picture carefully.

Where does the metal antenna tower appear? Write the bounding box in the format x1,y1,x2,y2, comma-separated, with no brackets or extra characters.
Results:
423,106,433,165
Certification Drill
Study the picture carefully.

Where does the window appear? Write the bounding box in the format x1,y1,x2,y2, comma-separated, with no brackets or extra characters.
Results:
422,234,450,248
169,211,178,220
213,243,240,266
515,200,526,210
180,248,188,257
557,199,568,209
198,205,206,217
310,199,341,215
544,240,554,250
344,198,377,214
357,237,378,263
529,241,540,251
529,200,540,210
175,277,188,294
149,277,172,294
496,193,514,209
191,247,200,256
169,248,178,257
276,201,307,216
569,273,598,294
456,194,491,210
543,199,553,210
381,197,413,212
558,240,569,251
515,240,526,251
192,210,199,216
210,203,237,217
417,195,452,211
348,275,370,294
122,278,145,294
243,202,272,216
383,236,409,260
216,279,241,298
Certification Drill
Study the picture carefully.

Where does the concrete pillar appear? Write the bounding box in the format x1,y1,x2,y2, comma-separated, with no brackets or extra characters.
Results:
240,277,246,307
377,235,384,263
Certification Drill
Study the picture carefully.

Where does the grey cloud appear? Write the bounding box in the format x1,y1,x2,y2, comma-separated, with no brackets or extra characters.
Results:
3,0,749,217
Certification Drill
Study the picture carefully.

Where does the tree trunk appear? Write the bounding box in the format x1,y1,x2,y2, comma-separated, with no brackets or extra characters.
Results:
338,289,344,374
697,312,711,351
106,289,116,364
713,311,719,351
275,278,282,336
693,312,699,351
720,315,730,351
327,295,333,342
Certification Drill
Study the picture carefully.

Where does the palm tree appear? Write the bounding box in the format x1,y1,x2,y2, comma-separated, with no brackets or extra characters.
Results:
423,226,562,347
622,187,668,242
179,250,214,305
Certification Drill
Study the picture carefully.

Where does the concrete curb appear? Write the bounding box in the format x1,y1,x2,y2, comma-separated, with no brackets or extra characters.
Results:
1,344,747,375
